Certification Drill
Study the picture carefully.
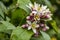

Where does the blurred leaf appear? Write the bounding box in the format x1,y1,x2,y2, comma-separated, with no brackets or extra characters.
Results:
40,31,51,40
56,0,60,4
0,21,15,31
1,0,9,2
10,27,34,40
57,33,60,40
17,0,31,13
49,20,58,33
0,16,3,21
6,17,10,22
47,29,56,37
0,8,4,18
0,23,7,32
0,1,7,14
11,9,27,26
31,35,44,40
0,32,9,40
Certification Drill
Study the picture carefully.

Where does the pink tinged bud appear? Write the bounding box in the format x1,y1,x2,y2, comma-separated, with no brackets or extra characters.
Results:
26,16,30,19
36,25,39,28
40,13,42,17
40,15,45,18
45,15,50,18
40,24,45,27
26,15,34,22
42,27,47,31
30,16,34,19
22,24,28,28
34,32,39,37
26,24,29,27
29,16,35,22
22,25,26,28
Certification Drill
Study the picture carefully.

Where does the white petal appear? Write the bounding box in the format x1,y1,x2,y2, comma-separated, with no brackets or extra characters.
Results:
29,3,33,7
36,25,39,28
34,2,38,10
42,11,46,15
46,26,49,29
41,5,47,10
26,21,31,25
32,11,37,14
48,17,52,20
45,9,50,13
28,26,31,30
26,16,30,19
32,28,37,33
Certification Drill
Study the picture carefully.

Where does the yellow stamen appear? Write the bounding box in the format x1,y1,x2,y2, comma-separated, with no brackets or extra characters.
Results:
34,14,40,20
38,6,41,11
31,23,36,28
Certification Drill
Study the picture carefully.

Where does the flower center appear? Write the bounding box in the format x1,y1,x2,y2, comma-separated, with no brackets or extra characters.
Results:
34,14,40,20
38,6,41,11
31,23,36,28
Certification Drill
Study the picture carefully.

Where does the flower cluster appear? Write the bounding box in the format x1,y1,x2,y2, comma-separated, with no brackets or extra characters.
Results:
22,2,52,36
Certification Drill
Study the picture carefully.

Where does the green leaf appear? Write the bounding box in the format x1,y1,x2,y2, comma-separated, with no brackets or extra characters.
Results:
0,23,12,34
40,31,50,40
31,31,50,40
0,1,7,14
57,30,60,40
11,9,28,26
49,20,58,33
0,24,7,32
0,21,15,31
6,17,10,22
0,32,9,40
31,35,44,40
17,0,31,13
10,27,34,40
47,29,56,37
0,8,4,18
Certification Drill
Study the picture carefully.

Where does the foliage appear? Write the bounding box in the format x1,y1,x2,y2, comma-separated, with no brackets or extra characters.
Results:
0,0,60,40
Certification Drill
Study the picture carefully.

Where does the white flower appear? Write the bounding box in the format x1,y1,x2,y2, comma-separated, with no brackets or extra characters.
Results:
23,2,52,34
26,2,41,11
34,14,40,21
41,5,47,11
26,21,39,33
34,2,40,11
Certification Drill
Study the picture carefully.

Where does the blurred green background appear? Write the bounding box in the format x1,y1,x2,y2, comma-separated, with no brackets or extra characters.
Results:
0,0,60,40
